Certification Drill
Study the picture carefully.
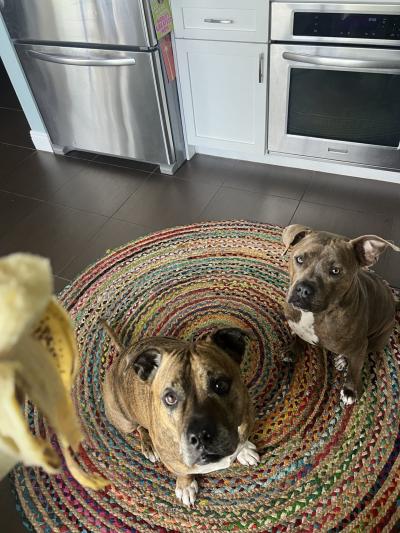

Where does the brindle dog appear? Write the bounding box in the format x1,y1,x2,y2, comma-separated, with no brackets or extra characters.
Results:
102,323,259,506
282,225,399,405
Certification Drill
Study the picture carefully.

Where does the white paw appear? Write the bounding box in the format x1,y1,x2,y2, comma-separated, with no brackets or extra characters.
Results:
175,479,198,507
282,354,294,363
141,444,159,463
334,354,347,372
236,440,260,466
144,449,159,463
340,388,356,406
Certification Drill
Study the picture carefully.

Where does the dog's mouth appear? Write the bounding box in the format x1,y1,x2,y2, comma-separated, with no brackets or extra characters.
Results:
289,296,313,312
289,294,327,313
197,452,224,465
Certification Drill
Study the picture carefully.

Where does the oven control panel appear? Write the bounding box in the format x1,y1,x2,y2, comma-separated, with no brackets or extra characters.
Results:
293,13,400,40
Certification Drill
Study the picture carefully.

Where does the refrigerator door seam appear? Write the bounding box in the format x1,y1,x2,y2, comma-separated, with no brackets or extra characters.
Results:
150,50,176,165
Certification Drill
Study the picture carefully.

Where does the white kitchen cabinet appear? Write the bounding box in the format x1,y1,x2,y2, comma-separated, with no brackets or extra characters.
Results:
171,0,268,43
175,39,268,154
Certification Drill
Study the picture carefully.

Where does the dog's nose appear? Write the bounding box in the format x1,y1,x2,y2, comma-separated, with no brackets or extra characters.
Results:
295,281,315,300
189,429,212,448
187,418,216,449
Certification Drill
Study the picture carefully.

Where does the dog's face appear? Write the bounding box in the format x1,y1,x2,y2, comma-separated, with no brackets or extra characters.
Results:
282,224,398,313
109,327,251,468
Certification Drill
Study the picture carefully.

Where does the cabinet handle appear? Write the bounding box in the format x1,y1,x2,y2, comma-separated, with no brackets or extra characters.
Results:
204,18,234,24
259,53,264,83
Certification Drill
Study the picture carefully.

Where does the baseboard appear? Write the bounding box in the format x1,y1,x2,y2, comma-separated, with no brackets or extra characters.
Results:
30,130,53,152
194,145,400,184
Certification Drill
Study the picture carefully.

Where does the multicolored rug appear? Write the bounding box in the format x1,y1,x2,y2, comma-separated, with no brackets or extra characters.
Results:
11,221,400,531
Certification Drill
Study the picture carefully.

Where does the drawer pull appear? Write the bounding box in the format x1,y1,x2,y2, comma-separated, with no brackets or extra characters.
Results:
259,53,264,83
204,18,234,24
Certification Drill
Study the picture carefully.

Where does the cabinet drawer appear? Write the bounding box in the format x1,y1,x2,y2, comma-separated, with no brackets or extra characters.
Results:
171,0,268,43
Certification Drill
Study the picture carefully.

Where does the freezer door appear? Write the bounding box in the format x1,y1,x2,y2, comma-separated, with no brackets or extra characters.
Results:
16,44,174,165
1,0,157,48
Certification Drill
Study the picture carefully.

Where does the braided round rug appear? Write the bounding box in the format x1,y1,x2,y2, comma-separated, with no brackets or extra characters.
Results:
11,220,400,532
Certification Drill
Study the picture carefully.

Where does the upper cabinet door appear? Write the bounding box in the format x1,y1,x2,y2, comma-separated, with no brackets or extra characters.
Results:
176,39,268,154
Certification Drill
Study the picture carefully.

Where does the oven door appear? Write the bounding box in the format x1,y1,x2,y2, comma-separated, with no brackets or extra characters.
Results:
268,44,400,169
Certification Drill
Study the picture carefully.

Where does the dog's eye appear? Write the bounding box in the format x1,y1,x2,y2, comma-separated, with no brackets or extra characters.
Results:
212,378,231,396
295,256,304,265
330,267,341,276
163,391,178,407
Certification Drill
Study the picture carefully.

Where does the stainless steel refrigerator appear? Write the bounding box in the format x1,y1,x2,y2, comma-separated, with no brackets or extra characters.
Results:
1,0,186,174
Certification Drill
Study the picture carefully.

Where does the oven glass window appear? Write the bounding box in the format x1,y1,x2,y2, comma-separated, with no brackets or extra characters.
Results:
287,68,400,147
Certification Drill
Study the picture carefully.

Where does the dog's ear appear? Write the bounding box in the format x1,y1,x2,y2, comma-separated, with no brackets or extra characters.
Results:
101,319,124,352
350,235,400,267
129,348,162,382
282,224,312,255
211,328,250,365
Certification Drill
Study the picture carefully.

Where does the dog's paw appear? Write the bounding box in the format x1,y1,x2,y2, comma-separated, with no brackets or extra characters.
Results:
334,354,347,372
141,442,159,463
340,387,356,406
236,440,260,466
282,353,295,364
175,478,198,507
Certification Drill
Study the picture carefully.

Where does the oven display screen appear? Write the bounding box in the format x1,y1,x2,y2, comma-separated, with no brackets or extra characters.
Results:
293,12,400,39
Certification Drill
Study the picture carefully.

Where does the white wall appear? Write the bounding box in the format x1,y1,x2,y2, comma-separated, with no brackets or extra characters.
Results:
0,14,47,134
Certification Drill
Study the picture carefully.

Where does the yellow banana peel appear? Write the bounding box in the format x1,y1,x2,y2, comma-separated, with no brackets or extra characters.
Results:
0,253,109,490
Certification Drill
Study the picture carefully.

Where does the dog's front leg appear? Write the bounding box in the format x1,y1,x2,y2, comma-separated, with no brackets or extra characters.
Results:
175,475,198,507
340,346,366,405
137,427,159,463
283,335,306,363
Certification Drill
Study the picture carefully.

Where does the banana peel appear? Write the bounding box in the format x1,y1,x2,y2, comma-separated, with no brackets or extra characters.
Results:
0,253,109,490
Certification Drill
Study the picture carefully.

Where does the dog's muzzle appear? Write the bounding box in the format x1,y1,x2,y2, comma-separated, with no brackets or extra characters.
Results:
289,281,316,311
185,415,237,465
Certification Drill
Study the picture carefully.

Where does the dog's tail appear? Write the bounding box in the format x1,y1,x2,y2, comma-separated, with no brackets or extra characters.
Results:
100,319,123,351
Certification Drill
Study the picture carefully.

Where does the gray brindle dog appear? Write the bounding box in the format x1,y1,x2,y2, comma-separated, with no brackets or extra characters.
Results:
282,225,400,405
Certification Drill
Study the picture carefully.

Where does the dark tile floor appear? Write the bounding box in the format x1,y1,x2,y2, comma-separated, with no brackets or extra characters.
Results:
0,59,33,149
0,147,399,291
1,57,400,532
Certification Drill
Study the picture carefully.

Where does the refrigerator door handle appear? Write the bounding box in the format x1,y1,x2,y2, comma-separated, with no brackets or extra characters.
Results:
27,50,137,67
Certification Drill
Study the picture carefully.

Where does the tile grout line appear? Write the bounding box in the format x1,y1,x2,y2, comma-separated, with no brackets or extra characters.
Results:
219,184,309,203
196,183,225,221
57,216,113,278
105,171,156,220
288,199,301,225
0,139,34,150
0,147,37,180
0,189,111,218
0,105,25,112
0,140,34,150
288,172,315,224
57,165,161,276
0,160,159,220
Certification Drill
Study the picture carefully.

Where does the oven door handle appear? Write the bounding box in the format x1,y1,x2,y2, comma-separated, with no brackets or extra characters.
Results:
282,51,400,71
27,50,136,67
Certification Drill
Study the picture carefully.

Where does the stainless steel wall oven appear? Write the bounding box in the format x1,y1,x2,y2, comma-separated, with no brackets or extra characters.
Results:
268,3,400,170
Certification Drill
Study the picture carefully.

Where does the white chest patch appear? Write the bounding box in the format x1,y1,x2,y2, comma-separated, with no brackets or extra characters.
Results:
288,310,319,345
